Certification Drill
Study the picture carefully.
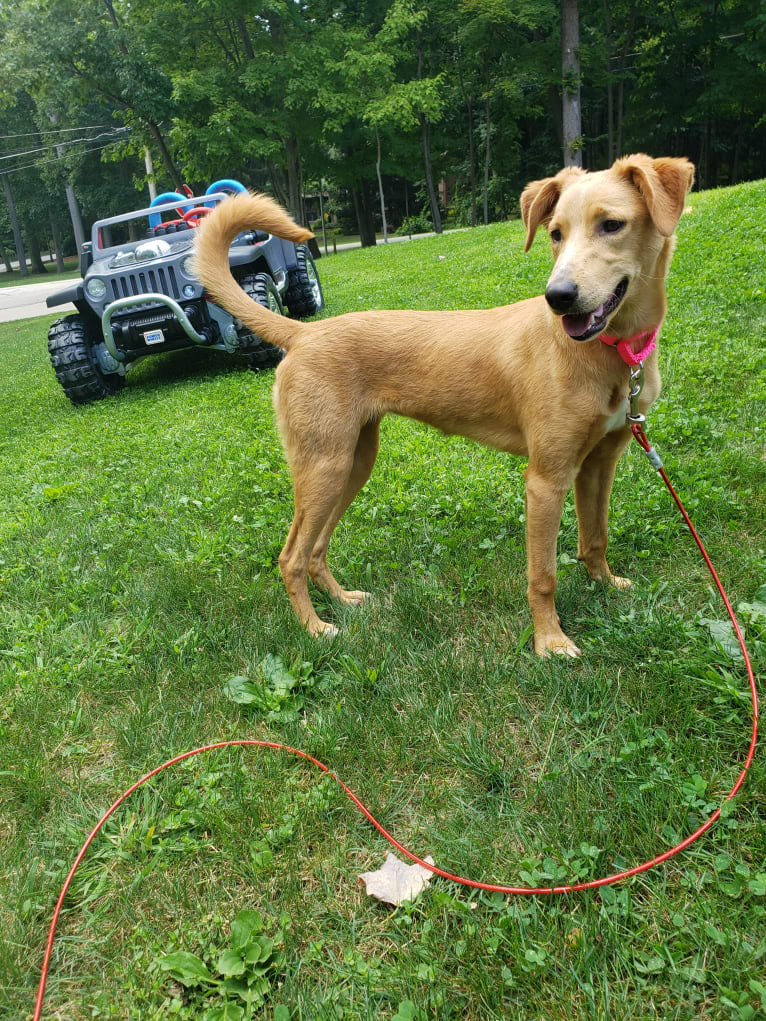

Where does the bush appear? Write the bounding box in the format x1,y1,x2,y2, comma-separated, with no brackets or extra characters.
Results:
394,213,434,236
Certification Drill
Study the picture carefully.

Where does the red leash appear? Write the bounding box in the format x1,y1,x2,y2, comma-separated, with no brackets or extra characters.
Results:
32,423,759,1019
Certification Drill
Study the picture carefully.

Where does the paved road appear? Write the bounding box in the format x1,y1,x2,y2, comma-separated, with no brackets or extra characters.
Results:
0,279,77,322
0,229,467,323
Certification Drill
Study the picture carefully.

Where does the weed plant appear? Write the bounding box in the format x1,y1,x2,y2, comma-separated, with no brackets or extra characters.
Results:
0,180,764,1019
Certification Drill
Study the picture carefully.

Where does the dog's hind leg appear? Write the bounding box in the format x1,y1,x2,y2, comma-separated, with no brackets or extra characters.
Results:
308,419,380,606
279,445,359,636
574,429,632,589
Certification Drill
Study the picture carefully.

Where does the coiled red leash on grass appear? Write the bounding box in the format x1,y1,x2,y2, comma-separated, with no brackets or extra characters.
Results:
33,423,759,1020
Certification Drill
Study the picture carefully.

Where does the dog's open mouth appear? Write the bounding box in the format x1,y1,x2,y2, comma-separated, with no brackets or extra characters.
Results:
561,278,628,340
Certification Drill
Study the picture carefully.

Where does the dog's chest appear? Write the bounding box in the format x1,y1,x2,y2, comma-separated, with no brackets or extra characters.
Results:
602,389,629,433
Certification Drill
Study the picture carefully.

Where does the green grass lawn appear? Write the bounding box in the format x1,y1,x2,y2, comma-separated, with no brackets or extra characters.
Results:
1,180,764,1020
0,256,80,288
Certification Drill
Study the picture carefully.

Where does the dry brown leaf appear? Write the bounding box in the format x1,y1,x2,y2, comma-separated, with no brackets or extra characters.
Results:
358,852,436,906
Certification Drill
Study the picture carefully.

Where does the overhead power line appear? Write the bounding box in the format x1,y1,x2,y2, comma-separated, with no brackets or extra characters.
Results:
0,140,127,176
0,127,129,162
0,123,117,141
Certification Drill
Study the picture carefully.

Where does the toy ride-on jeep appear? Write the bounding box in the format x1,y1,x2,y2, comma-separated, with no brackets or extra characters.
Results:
46,178,324,404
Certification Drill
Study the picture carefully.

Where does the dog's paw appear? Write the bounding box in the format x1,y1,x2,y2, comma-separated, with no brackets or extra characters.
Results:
338,589,371,607
307,620,339,638
535,632,582,659
610,574,632,591
581,560,632,591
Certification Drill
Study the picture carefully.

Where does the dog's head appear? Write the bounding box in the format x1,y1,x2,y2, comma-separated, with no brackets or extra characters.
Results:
520,155,695,340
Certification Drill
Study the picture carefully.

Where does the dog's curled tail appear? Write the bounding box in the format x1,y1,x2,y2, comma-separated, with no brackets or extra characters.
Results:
192,191,314,351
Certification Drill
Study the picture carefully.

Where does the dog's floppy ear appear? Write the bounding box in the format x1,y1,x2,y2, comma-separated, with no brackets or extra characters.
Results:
614,154,695,236
520,167,584,252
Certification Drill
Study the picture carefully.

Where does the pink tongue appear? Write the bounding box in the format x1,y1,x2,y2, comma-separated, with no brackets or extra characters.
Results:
562,312,593,338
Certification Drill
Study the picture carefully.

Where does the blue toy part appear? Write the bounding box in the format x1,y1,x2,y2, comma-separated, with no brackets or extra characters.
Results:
148,191,193,228
204,179,247,208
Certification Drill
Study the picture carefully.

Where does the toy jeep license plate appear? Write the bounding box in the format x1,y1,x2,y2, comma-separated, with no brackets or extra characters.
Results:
143,328,165,346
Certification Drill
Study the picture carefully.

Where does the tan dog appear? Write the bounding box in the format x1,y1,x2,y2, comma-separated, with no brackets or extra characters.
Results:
193,154,694,657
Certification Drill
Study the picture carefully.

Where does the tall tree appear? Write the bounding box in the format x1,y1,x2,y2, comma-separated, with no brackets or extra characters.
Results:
1,0,764,253
1,174,28,276
370,0,446,233
561,0,582,166
1,0,184,190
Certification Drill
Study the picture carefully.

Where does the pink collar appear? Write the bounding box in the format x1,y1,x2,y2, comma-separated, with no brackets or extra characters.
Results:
599,324,660,366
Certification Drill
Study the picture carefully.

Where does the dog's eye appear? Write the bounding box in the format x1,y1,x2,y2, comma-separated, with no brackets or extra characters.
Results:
550,228,562,243
602,219,625,234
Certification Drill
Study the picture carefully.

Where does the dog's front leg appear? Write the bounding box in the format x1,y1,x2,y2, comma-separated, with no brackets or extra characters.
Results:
574,429,632,589
524,467,581,658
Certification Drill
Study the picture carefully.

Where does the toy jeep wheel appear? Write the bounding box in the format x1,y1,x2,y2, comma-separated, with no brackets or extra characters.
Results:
48,315,124,405
237,273,285,370
285,245,324,318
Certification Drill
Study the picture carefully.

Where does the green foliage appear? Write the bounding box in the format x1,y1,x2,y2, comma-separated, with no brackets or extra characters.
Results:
394,213,434,235
156,909,288,1018
1,0,764,256
223,655,317,722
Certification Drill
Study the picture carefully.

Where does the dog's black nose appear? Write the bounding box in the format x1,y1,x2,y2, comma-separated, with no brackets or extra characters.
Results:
545,280,579,312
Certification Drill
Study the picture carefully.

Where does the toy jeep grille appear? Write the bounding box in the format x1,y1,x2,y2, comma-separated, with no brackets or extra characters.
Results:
109,266,181,302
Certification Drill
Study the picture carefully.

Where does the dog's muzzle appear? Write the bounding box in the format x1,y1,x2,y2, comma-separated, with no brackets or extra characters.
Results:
557,278,629,341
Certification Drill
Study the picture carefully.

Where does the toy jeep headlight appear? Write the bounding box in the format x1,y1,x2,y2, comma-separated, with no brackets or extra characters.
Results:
180,255,197,279
85,277,107,299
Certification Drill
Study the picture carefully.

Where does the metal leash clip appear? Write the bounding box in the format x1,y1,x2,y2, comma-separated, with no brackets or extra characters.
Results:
627,362,646,424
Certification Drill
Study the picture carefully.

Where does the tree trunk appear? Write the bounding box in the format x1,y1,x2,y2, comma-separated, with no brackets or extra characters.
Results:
237,16,255,60
352,181,377,247
57,157,86,252
615,80,625,160
615,7,636,160
421,114,442,234
144,147,158,201
285,136,302,224
561,0,582,167
606,81,614,164
101,0,120,31
50,116,87,254
483,87,492,225
299,156,307,227
374,125,389,243
0,237,13,274
267,161,289,209
702,0,720,189
730,101,744,184
417,36,442,234
1,173,28,276
456,48,477,227
602,0,614,163
318,180,328,254
147,121,185,192
547,83,564,153
64,183,86,254
705,118,715,189
467,98,477,227
49,207,65,271
24,224,47,274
